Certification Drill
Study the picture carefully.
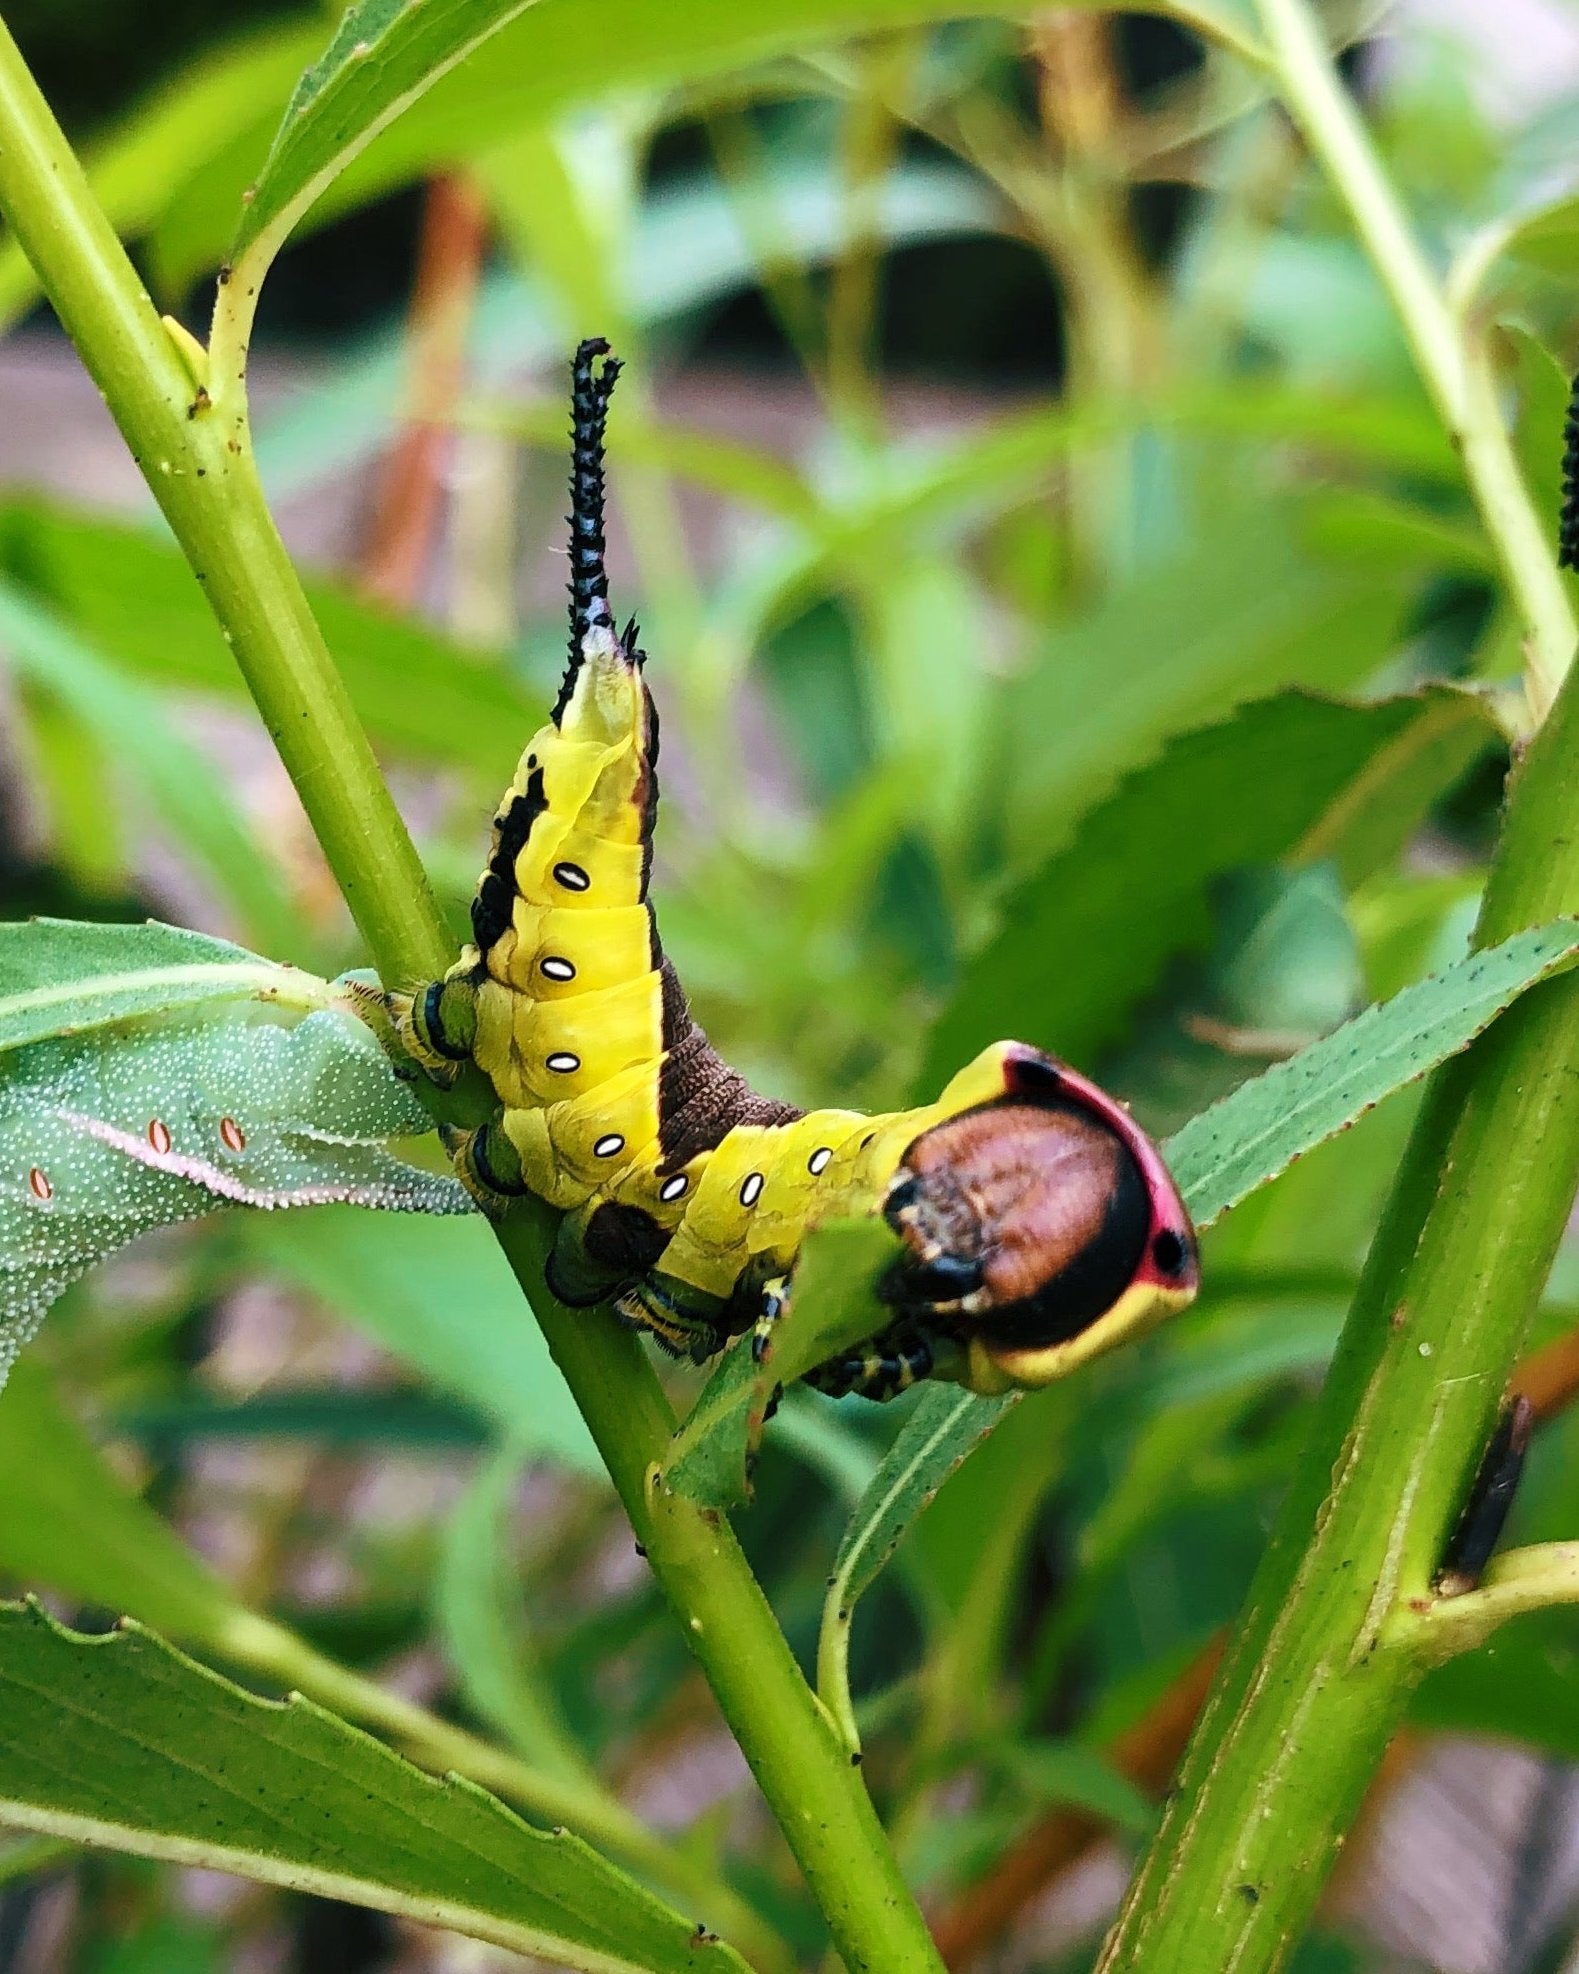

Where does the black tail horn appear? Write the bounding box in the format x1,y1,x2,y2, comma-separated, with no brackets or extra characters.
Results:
556,338,623,720
1560,367,1579,571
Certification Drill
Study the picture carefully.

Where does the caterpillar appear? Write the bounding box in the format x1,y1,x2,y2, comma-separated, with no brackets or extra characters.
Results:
399,339,1199,1402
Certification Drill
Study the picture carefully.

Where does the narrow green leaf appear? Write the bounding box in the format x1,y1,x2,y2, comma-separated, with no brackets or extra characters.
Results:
0,497,535,793
818,1384,1014,1740
0,1365,710,1916
0,21,323,332
232,0,549,274
660,1218,903,1509
0,582,303,960
1447,186,1579,314
997,511,1410,866
1170,919,1579,1229
0,1603,749,1974
0,919,303,1055
987,1737,1154,1835
921,688,1495,1090
240,1209,601,1476
231,0,1263,281
436,1446,592,1777
115,1386,491,1450
829,920,1579,1694
0,1357,237,1642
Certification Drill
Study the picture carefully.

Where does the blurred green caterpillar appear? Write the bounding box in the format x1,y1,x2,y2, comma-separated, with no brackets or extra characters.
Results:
398,341,1198,1401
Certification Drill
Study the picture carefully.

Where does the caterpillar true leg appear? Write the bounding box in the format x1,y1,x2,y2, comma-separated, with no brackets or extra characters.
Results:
803,1325,940,1404
750,1276,790,1365
612,1276,728,1364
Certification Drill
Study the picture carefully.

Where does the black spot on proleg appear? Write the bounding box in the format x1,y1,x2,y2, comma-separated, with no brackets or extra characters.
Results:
583,1202,668,1273
472,1125,529,1198
422,979,471,1062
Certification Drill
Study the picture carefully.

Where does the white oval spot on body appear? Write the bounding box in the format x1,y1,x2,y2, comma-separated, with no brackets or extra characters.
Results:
659,1175,688,1202
593,1134,624,1158
739,1172,764,1208
553,862,590,892
808,1147,833,1175
546,1052,580,1073
541,957,576,982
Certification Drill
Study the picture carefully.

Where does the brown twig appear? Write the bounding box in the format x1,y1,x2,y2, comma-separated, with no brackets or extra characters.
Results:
931,1323,1579,1968
1508,1320,1579,1425
359,173,490,610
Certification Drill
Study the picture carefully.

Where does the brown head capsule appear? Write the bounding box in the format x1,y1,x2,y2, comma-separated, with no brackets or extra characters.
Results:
880,1044,1198,1394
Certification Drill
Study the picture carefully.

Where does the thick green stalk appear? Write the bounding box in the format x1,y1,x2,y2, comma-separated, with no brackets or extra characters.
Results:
1098,433,1579,1972
1249,0,1576,718
0,24,945,1972
0,43,442,988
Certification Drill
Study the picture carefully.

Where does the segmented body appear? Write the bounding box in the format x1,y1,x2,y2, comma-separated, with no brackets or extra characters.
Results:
403,341,1199,1399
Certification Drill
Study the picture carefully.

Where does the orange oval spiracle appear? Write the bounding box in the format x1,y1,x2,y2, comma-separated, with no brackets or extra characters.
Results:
147,1118,172,1154
27,1167,53,1202
219,1116,246,1153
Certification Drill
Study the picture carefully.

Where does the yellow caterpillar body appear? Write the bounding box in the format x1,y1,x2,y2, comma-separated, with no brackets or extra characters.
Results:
403,342,1199,1402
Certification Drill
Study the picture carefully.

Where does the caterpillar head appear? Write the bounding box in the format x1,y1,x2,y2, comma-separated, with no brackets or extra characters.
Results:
880,1044,1198,1395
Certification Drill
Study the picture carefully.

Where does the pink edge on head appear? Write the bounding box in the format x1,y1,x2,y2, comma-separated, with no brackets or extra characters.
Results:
999,1042,1199,1295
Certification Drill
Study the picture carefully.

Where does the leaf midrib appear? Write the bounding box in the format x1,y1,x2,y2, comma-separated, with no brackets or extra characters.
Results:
0,963,319,1050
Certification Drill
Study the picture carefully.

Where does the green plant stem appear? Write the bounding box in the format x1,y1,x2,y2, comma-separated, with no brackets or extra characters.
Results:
0,24,946,1973
1395,1542,1579,1662
0,33,443,991
1249,0,1576,718
1097,481,1579,1968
